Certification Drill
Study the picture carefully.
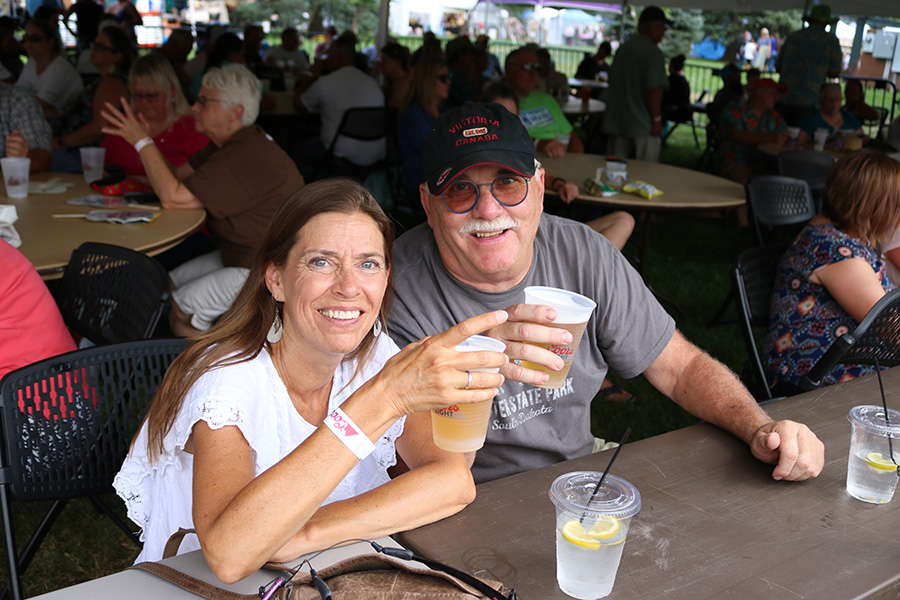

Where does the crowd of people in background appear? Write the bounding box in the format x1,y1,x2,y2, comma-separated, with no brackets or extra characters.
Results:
8,2,900,583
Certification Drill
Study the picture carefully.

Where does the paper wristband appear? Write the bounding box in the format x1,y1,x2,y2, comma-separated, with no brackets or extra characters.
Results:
134,137,155,153
323,407,376,460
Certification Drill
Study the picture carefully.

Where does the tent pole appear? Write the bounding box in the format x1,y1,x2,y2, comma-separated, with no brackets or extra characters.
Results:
376,0,389,50
848,16,865,74
618,0,628,42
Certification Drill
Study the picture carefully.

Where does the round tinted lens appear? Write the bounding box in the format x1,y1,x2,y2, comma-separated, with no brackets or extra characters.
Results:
443,181,479,213
492,175,528,206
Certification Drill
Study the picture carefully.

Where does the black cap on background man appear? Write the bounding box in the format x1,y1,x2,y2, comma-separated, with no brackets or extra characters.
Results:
638,6,674,26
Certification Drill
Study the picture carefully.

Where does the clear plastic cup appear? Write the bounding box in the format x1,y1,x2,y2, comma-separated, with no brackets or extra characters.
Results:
520,286,596,389
0,157,30,198
549,471,641,599
846,405,900,504
813,128,829,152
431,335,506,452
79,147,106,184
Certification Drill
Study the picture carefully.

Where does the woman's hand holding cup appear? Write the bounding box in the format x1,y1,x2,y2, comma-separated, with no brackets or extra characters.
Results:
375,311,509,419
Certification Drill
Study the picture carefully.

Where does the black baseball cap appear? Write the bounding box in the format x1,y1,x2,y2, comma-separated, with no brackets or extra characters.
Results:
638,6,674,26
423,103,536,195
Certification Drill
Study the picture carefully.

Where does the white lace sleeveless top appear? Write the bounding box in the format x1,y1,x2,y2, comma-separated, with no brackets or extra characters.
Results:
113,335,404,563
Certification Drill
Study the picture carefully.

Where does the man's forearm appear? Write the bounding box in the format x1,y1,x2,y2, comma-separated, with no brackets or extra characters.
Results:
644,331,771,446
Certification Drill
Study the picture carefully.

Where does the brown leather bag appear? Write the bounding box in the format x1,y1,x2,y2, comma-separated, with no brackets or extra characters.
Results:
131,553,509,599
128,529,511,600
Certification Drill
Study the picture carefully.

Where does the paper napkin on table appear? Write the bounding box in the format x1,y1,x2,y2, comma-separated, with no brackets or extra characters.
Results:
0,205,21,248
28,180,75,194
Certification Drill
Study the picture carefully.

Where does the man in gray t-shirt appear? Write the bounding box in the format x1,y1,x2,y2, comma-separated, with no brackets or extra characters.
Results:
389,101,824,484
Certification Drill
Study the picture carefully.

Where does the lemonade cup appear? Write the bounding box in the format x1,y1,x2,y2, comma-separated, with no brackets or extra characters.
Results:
846,405,900,504
431,335,506,452
520,286,596,389
549,471,641,599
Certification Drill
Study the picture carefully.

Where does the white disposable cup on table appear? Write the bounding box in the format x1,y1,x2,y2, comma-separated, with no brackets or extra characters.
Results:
0,157,29,198
787,126,800,145
549,471,641,599
79,147,105,184
846,405,900,504
431,335,506,453
520,286,596,389
813,128,829,152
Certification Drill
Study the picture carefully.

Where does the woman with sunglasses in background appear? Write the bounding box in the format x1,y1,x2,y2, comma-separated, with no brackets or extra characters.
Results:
15,18,83,117
396,56,450,204
50,26,131,172
102,54,208,181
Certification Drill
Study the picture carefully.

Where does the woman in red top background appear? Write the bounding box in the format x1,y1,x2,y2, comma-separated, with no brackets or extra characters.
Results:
103,53,208,181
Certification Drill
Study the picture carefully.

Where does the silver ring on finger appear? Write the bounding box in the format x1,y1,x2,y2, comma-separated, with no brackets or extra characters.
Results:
465,371,473,389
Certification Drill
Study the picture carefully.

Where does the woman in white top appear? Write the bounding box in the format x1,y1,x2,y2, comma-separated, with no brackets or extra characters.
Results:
114,178,508,583
16,19,83,117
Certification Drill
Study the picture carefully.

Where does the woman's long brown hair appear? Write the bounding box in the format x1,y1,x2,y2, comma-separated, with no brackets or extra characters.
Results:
140,179,395,462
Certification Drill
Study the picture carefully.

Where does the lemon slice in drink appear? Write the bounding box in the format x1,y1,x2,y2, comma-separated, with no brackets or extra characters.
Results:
586,515,621,539
864,451,898,471
560,520,601,549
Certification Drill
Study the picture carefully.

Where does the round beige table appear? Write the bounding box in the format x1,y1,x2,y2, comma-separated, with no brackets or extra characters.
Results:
541,153,745,210
5,173,206,279
540,154,745,294
758,141,846,160
560,97,606,117
568,77,608,90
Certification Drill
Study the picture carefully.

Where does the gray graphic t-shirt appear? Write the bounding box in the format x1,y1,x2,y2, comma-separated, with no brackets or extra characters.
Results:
388,214,675,483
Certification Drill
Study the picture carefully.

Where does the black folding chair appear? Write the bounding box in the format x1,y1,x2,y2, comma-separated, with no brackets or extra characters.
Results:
801,288,900,391
734,245,787,401
746,175,816,246
0,338,189,600
777,150,835,213
54,242,170,345
310,106,398,182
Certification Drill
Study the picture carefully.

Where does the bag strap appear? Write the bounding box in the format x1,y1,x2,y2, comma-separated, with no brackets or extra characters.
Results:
163,527,198,559
129,562,258,600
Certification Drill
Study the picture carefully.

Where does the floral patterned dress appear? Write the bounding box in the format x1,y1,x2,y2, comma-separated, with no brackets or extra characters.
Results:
763,223,893,392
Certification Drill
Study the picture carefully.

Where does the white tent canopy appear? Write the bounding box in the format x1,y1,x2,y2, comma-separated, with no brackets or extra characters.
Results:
376,0,900,50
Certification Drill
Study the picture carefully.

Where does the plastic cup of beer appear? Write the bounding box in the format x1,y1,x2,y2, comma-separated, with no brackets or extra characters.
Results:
0,157,30,198
520,286,596,389
549,471,641,599
846,405,900,504
79,147,105,184
431,335,506,453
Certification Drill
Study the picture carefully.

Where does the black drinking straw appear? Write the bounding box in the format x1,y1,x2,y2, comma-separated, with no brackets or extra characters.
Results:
580,427,632,525
874,359,899,476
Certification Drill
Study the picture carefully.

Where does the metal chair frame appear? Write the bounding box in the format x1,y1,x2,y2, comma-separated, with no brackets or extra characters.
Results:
0,339,189,600
746,175,816,246
310,106,398,182
802,288,900,391
54,242,169,346
733,245,787,401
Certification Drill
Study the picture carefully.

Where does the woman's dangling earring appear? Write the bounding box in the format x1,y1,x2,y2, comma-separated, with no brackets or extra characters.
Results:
373,317,382,338
267,304,283,343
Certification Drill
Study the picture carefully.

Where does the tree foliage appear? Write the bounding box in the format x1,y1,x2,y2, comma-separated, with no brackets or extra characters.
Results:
700,9,804,46
230,0,379,38
661,8,704,58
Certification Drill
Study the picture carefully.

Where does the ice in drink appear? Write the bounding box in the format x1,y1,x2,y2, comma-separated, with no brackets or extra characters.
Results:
846,405,900,504
431,335,506,452
520,287,596,390
549,472,641,599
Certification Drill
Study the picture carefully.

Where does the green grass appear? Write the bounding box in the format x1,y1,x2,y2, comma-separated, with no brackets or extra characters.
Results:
1,125,759,597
